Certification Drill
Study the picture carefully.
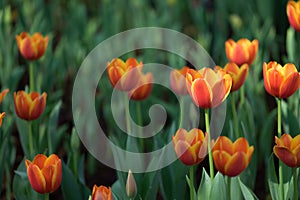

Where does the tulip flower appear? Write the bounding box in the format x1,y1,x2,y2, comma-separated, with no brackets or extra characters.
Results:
0,112,5,127
263,61,300,98
186,67,232,108
25,154,62,194
90,185,112,200
212,136,254,177
170,66,190,95
16,32,49,60
216,63,249,92
126,169,137,198
107,58,143,91
273,133,300,168
225,38,259,66
172,128,207,166
128,72,153,100
287,1,300,32
14,91,47,121
0,89,9,104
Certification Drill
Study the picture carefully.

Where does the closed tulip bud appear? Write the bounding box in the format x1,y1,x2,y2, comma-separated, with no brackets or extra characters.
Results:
263,62,300,99
16,32,49,60
14,91,47,121
0,112,5,127
273,133,300,168
170,66,190,95
107,58,143,91
91,185,112,200
128,72,153,101
287,1,300,32
25,154,62,193
225,38,258,66
172,128,207,165
212,136,254,177
126,169,137,198
0,89,9,104
186,68,232,108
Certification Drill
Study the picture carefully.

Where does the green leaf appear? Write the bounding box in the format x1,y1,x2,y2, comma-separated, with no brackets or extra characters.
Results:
47,101,62,153
197,168,211,200
209,172,226,200
238,177,259,200
186,175,197,200
286,27,296,62
267,154,279,200
230,177,242,200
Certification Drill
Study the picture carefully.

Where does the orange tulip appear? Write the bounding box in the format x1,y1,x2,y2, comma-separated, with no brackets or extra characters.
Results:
0,89,9,104
212,136,254,177
263,61,300,98
0,112,5,127
128,72,153,100
273,133,300,168
107,58,143,91
186,67,232,108
14,91,47,121
225,38,259,66
172,128,207,166
170,66,190,95
91,185,112,200
25,154,62,194
287,1,300,32
216,63,249,92
16,32,49,60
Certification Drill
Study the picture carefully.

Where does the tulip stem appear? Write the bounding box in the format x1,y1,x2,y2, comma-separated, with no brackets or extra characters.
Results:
179,96,184,128
240,85,245,106
44,193,49,200
136,101,144,151
28,122,34,158
227,176,231,200
125,94,131,134
277,98,284,200
29,62,35,92
205,109,214,180
293,168,298,200
189,166,195,200
231,93,239,139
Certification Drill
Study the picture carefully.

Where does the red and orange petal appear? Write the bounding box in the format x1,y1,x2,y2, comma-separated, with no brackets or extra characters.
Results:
92,185,112,200
0,89,9,104
170,66,190,95
0,112,5,126
287,1,300,32
128,73,153,100
222,63,249,92
27,164,47,193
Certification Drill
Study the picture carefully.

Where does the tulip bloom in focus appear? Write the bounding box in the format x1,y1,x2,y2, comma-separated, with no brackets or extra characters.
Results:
225,38,258,66
273,133,300,168
212,136,254,177
16,32,49,60
216,63,249,92
25,154,62,194
0,89,9,104
107,58,143,91
186,68,232,108
128,72,153,100
172,128,207,166
90,185,112,200
14,91,47,121
170,66,190,95
287,1,300,31
263,61,300,98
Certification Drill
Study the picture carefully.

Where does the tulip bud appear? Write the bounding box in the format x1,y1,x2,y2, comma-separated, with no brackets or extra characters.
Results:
126,169,137,198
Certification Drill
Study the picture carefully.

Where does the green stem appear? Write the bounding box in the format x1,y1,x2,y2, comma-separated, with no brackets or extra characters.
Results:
240,85,245,106
277,98,284,200
179,96,184,128
29,62,35,92
231,93,239,139
125,94,131,134
205,109,214,180
5,164,11,200
293,168,298,200
189,166,195,200
44,193,49,200
227,176,231,200
28,121,34,158
136,101,144,151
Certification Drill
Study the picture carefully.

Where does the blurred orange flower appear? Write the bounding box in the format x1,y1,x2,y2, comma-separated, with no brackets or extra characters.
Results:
107,58,143,91
172,128,207,166
263,61,300,98
25,154,62,194
216,63,249,92
212,136,254,177
186,67,232,108
273,133,300,168
287,1,300,31
0,89,9,104
170,66,190,95
225,38,258,66
91,185,112,200
14,91,47,121
128,72,153,101
0,112,5,127
16,32,49,60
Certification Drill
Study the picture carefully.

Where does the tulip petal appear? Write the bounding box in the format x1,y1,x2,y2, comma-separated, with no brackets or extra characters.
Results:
190,78,212,108
274,146,297,167
233,138,249,153
291,134,300,151
224,152,248,177
212,150,231,175
32,154,47,169
268,68,283,97
174,140,196,165
275,134,292,147
279,72,300,98
212,136,233,155
27,164,47,193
